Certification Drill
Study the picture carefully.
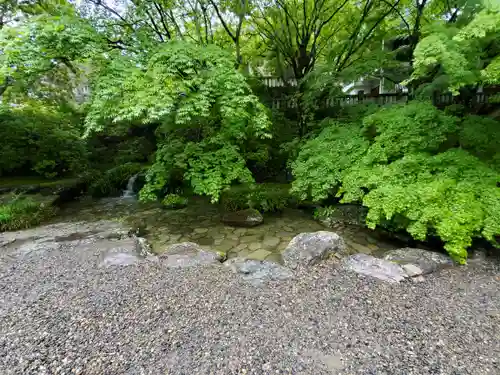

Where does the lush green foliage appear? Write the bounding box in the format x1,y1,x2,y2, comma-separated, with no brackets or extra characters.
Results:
87,163,144,197
314,205,367,227
459,115,500,170
220,183,291,212
161,194,188,209
293,102,500,262
0,106,87,178
291,121,370,201
86,42,270,202
2,0,500,266
0,194,57,231
409,1,500,93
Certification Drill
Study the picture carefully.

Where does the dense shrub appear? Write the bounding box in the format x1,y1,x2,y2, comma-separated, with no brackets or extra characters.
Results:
0,106,88,178
0,195,57,231
292,102,500,262
220,183,291,212
291,122,370,201
86,133,155,171
459,115,500,170
86,43,270,203
87,163,144,197
161,194,188,209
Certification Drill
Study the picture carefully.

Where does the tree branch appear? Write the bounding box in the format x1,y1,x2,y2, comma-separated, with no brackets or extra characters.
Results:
208,0,236,41
153,2,172,39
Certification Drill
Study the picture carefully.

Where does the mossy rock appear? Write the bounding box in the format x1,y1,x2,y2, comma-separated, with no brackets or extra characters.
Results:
221,208,264,227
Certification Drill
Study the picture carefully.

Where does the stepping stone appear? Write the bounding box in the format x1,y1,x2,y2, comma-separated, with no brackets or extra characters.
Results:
225,258,293,285
343,254,408,283
101,252,139,267
247,249,272,261
265,252,283,264
234,243,248,251
240,235,263,244
169,233,182,242
248,242,262,251
216,239,239,252
193,228,209,234
383,248,453,275
233,228,248,236
159,242,223,268
222,209,263,227
262,236,280,249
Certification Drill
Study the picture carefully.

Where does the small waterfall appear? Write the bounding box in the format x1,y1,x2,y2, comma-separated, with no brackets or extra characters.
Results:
122,174,139,198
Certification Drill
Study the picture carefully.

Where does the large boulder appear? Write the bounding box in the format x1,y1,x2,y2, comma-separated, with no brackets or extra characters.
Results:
383,248,453,275
225,258,293,285
221,208,263,227
282,231,346,269
160,242,223,267
343,253,408,283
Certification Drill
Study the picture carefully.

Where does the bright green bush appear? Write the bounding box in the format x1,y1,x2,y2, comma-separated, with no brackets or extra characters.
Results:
0,106,88,178
86,42,270,203
0,195,57,231
161,194,188,209
291,122,369,201
292,102,500,262
220,183,291,212
87,162,144,197
459,115,500,170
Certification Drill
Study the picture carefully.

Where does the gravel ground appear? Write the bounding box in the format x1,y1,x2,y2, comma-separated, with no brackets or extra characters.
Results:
0,223,499,375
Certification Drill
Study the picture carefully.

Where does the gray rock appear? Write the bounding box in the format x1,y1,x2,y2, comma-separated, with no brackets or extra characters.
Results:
134,236,152,256
225,257,293,284
412,275,426,283
383,248,453,275
282,231,346,269
402,263,423,277
221,208,264,227
101,252,140,267
160,242,223,267
343,253,408,283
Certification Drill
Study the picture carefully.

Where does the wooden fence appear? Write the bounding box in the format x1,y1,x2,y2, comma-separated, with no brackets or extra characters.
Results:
268,92,500,110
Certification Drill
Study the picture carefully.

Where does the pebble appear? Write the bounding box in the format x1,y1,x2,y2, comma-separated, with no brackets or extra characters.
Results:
1,220,499,375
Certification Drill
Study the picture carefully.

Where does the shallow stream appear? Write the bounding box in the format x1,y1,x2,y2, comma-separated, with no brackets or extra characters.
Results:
56,196,401,262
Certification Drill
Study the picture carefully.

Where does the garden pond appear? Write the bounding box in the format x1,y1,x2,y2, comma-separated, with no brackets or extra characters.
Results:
55,195,404,263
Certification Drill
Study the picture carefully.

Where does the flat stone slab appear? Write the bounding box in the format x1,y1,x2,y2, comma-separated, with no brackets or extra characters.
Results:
225,258,293,285
101,252,140,267
383,248,453,275
247,249,272,261
160,242,223,268
343,254,408,283
283,231,346,269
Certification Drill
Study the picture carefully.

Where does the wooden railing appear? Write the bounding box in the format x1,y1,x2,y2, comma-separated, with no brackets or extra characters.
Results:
268,92,500,109
260,76,298,88
269,93,408,109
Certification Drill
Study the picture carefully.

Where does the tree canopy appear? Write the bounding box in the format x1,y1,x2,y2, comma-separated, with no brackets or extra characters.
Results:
1,0,499,261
